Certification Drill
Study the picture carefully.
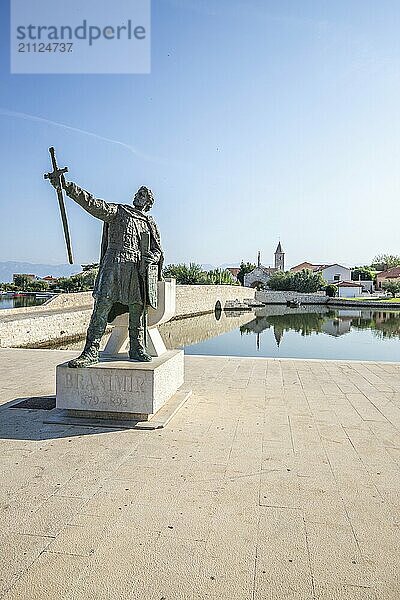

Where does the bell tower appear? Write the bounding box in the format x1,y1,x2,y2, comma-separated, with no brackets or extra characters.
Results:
274,241,285,271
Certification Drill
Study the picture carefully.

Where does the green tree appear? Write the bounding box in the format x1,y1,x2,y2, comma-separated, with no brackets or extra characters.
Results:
0,282,17,292
352,267,373,281
26,280,50,292
57,277,79,293
237,261,256,285
268,269,326,293
13,274,32,291
81,263,99,272
163,263,207,285
163,263,238,285
204,268,238,285
54,269,98,293
371,254,400,271
382,281,400,298
326,284,338,297
74,268,99,290
266,270,288,290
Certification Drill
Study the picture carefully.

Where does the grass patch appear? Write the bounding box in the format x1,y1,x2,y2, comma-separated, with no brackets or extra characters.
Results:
336,297,400,303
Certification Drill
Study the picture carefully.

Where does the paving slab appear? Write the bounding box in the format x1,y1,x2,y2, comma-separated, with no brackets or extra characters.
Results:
0,348,399,599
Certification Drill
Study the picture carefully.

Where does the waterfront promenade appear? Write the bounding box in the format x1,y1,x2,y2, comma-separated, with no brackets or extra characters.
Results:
0,348,399,599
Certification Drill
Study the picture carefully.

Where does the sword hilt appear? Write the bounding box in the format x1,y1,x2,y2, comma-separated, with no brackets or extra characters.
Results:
44,167,68,182
44,147,68,182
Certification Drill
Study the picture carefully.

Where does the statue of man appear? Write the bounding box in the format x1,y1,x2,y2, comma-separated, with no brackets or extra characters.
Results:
47,175,164,367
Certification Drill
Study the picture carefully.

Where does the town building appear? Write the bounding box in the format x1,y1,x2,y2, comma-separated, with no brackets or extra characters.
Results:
244,243,285,289
336,281,363,298
41,275,59,284
290,262,352,284
376,266,400,290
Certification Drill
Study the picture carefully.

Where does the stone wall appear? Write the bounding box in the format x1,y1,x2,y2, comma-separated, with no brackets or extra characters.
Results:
0,306,93,349
0,285,255,348
255,290,328,305
174,285,255,318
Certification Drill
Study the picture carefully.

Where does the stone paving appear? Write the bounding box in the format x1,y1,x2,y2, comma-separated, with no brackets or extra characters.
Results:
0,348,399,599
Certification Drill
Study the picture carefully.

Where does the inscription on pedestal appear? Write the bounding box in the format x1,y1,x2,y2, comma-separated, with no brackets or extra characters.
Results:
64,372,145,393
56,350,184,416
62,371,146,410
62,369,145,411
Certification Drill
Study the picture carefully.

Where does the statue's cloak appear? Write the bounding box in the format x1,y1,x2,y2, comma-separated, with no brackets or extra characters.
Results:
95,206,164,323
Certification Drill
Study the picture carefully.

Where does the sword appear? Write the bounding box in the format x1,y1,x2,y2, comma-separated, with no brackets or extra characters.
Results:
140,232,150,349
44,147,74,264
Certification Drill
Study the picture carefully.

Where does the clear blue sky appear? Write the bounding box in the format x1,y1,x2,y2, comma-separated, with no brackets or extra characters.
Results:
0,0,399,269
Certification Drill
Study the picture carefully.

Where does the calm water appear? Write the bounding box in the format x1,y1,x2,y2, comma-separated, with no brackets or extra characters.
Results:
0,295,48,309
183,307,400,362
49,306,400,362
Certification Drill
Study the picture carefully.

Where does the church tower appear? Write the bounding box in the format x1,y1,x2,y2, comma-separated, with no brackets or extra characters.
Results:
274,241,285,271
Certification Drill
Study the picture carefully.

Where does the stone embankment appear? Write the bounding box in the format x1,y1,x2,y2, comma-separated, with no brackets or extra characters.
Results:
255,290,328,304
0,285,255,348
256,290,400,310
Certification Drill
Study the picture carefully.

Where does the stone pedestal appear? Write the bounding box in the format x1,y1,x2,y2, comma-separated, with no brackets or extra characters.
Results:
56,349,184,421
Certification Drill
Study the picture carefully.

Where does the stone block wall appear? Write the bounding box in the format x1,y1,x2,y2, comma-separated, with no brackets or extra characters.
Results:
255,290,328,305
0,285,255,348
174,285,255,318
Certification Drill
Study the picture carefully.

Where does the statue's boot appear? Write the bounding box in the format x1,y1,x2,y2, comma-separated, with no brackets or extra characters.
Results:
68,339,100,368
129,330,152,362
129,304,152,362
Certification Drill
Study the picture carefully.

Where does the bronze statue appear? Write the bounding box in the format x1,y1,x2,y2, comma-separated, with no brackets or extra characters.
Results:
45,151,164,368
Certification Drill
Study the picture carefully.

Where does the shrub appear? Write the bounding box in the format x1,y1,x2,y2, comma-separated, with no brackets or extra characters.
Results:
268,269,326,293
382,281,400,298
325,284,338,297
237,261,256,286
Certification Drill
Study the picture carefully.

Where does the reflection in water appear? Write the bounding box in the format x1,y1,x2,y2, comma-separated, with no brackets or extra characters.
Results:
352,311,400,340
183,306,400,362
241,310,331,343
240,307,400,348
37,305,400,362
159,309,254,349
0,296,48,310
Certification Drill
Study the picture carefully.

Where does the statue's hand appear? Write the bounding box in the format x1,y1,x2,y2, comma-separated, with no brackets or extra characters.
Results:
142,251,155,265
47,172,60,189
47,172,67,190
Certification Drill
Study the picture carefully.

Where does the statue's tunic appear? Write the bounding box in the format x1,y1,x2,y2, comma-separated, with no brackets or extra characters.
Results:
64,182,163,306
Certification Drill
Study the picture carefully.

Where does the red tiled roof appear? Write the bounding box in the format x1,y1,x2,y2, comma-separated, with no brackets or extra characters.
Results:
336,281,363,287
290,262,322,272
226,268,240,277
377,266,400,279
314,263,349,271
291,262,350,273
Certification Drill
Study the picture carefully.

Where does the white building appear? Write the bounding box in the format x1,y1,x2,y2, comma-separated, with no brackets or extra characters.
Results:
291,262,353,285
336,281,363,298
316,264,352,284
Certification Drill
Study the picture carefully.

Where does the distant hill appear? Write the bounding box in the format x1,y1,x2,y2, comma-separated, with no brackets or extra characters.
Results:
0,261,81,283
219,262,240,269
202,263,241,271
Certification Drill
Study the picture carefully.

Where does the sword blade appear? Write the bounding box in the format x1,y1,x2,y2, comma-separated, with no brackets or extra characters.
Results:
56,182,74,264
47,147,74,265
